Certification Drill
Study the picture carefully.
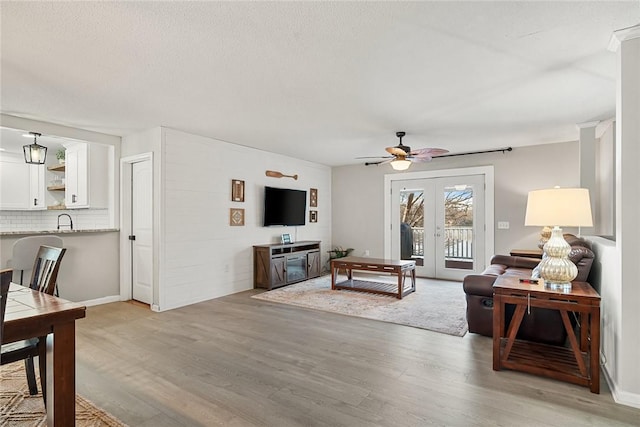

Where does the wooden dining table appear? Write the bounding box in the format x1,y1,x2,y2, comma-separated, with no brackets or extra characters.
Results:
3,283,86,426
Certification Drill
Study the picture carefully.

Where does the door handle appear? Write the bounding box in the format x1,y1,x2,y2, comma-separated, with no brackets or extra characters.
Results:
72,194,77,203
33,198,38,206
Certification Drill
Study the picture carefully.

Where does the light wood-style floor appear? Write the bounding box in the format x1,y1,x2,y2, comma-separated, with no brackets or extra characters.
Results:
76,289,640,426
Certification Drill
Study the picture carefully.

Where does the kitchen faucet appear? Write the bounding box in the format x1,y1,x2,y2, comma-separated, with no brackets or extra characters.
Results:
57,213,73,230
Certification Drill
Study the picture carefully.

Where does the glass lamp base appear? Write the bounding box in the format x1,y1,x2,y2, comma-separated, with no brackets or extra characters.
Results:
543,281,572,293
539,226,578,286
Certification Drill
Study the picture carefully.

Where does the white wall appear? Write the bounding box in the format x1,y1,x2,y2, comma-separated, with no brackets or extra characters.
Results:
122,127,331,311
332,141,580,259
589,237,639,408
595,122,615,236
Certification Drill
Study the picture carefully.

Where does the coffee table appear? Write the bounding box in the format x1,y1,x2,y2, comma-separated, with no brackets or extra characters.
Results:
330,256,416,299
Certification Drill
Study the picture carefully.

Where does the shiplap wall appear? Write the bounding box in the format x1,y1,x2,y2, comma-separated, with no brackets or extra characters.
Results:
123,127,331,311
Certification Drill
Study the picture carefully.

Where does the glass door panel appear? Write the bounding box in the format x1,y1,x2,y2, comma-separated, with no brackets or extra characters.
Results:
443,184,475,270
391,174,485,280
399,189,424,266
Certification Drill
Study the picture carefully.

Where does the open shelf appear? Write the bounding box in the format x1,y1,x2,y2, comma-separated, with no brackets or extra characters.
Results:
48,164,66,172
47,205,67,210
47,185,65,191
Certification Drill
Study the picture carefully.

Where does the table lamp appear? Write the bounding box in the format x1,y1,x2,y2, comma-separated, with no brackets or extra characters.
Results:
524,187,593,291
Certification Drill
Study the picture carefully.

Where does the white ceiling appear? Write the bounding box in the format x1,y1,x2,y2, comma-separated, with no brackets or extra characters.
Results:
1,2,638,166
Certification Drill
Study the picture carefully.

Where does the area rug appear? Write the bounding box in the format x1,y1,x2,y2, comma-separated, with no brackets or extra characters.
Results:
0,361,128,427
252,274,468,337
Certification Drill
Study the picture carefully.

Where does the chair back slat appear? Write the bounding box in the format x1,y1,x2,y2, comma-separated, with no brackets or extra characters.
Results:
29,246,66,295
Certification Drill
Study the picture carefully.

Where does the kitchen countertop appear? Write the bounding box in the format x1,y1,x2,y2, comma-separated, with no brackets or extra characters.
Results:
0,228,119,236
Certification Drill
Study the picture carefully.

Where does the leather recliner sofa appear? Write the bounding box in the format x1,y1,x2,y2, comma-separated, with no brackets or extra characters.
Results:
463,234,595,345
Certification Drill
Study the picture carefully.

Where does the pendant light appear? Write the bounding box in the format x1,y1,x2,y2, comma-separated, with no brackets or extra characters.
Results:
23,132,47,164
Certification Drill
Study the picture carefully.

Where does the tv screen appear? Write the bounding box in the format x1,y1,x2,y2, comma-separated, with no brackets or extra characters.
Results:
263,186,307,227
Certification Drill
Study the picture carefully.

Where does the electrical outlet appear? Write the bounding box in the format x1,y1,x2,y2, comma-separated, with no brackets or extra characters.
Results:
498,221,510,230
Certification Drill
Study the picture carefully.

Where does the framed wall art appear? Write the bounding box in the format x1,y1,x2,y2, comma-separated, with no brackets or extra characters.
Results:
230,208,245,226
309,210,318,223
231,179,245,202
310,188,318,207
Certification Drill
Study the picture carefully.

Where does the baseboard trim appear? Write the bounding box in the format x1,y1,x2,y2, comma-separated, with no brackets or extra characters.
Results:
603,365,640,409
80,295,122,307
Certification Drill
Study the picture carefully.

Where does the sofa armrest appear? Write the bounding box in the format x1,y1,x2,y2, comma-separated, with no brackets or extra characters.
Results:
463,274,498,297
490,255,540,270
569,246,595,282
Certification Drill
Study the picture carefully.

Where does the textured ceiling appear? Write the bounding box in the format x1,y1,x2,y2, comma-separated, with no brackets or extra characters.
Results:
1,2,638,166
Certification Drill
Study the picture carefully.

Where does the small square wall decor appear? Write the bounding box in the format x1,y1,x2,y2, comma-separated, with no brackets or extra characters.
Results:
310,188,318,207
310,210,318,223
232,179,245,202
230,208,245,226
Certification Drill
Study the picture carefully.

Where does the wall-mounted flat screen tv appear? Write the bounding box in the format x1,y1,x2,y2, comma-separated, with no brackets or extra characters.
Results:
263,186,306,226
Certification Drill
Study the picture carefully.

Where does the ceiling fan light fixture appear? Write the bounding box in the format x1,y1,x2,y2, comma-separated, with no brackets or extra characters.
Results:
23,132,47,164
390,158,411,171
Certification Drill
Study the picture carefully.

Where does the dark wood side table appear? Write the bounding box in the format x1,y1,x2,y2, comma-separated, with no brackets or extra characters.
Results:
509,248,543,259
492,276,601,393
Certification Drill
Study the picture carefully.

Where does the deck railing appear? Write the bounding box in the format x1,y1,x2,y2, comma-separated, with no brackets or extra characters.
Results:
410,226,473,260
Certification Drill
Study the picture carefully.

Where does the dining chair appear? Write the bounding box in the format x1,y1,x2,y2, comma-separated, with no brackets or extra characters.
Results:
10,236,64,289
1,245,66,398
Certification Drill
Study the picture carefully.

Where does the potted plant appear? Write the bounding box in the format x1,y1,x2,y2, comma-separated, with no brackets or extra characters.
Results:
56,149,65,164
326,246,354,273
327,246,354,259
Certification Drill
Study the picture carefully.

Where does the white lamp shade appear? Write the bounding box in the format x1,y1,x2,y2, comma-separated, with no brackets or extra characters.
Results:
525,188,593,227
390,159,411,171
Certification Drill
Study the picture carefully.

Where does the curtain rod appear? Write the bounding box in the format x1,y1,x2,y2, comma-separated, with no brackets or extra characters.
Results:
432,147,512,159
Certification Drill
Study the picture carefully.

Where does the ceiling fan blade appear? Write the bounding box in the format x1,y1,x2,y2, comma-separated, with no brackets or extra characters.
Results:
409,156,433,163
410,148,450,157
386,146,408,156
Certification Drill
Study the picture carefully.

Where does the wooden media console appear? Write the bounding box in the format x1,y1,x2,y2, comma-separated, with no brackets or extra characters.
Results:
253,241,321,290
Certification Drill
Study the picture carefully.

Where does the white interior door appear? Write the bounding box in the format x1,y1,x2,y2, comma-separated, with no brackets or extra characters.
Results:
131,160,153,304
391,174,486,281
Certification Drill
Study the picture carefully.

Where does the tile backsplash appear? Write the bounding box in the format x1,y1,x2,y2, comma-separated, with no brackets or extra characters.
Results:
0,209,111,232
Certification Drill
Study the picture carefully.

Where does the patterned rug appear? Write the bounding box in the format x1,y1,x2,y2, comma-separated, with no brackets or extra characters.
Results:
252,274,468,337
0,361,127,426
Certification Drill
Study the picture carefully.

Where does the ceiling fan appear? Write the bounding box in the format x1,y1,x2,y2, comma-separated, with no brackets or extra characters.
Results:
359,132,449,170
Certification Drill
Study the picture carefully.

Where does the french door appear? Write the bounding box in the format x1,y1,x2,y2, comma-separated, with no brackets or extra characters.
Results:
390,174,486,281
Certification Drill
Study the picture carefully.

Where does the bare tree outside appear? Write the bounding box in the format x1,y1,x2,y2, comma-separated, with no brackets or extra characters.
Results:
444,189,473,226
400,191,424,227
400,189,473,228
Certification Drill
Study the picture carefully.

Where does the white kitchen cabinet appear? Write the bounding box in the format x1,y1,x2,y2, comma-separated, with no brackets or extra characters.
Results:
0,154,47,211
0,153,30,210
64,142,108,209
28,164,46,210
